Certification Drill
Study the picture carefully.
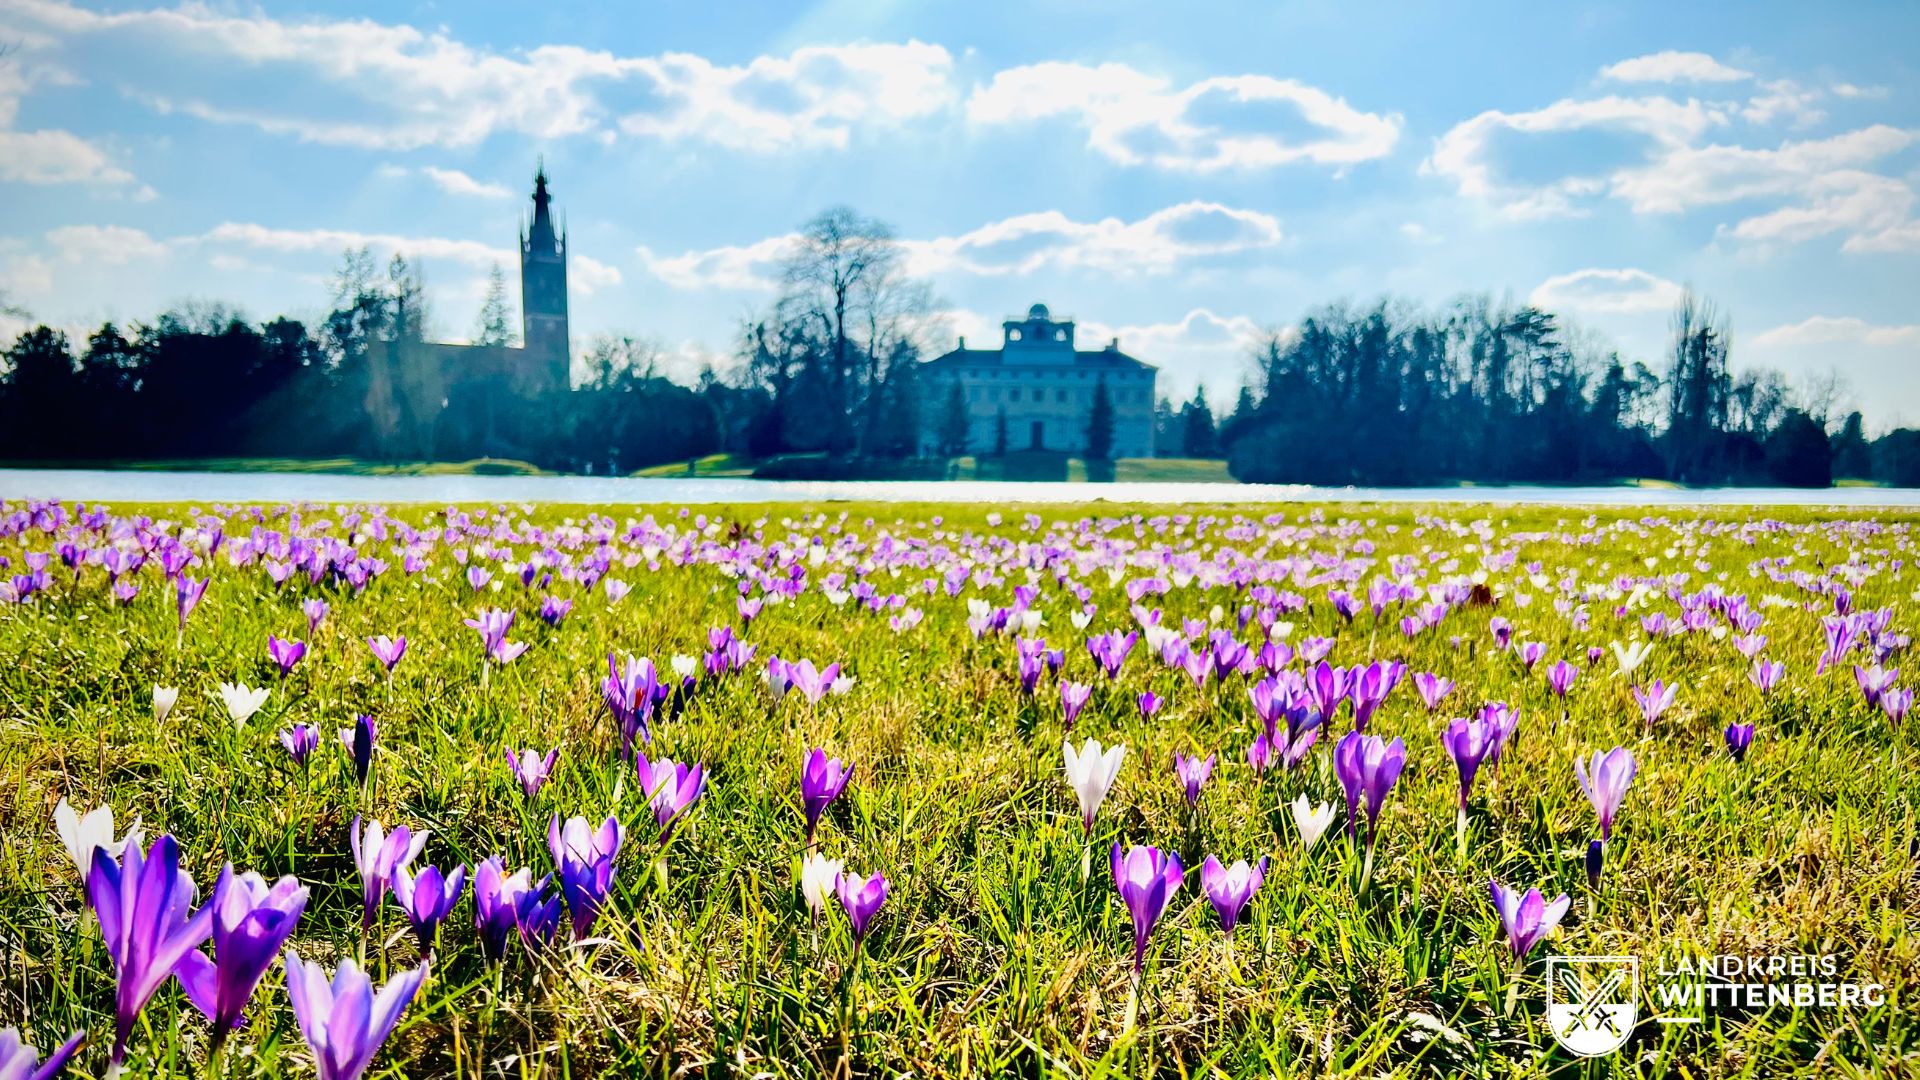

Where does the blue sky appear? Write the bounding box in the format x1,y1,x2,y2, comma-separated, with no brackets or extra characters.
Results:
2,0,1918,424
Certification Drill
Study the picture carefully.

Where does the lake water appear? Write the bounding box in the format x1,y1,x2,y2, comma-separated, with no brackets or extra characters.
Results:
4,468,1919,508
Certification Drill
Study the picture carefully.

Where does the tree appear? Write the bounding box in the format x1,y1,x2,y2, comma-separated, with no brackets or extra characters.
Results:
1664,289,1731,482
472,262,516,347
1832,411,1871,478
1085,378,1115,460
938,380,970,457
1766,409,1832,487
1179,385,1218,457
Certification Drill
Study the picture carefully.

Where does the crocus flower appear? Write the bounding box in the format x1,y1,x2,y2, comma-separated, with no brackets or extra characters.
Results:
175,866,309,1046
366,635,407,674
1610,639,1653,676
1724,722,1754,763
339,714,376,788
215,682,269,728
152,685,179,725
1290,796,1336,851
302,597,328,637
283,952,426,1080
350,817,427,930
1412,671,1454,712
175,575,208,630
1633,679,1678,729
1855,664,1898,708
471,857,540,962
1575,747,1637,842
799,748,853,843
1749,658,1785,694
1136,690,1161,719
1172,751,1214,808
800,852,844,924
1333,731,1407,843
1200,855,1269,932
87,835,216,1066
392,863,466,953
604,654,660,751
1110,843,1182,974
1489,879,1570,961
465,608,514,656
280,723,320,767
837,869,889,949
635,754,706,840
1546,660,1579,698
1440,716,1492,810
0,1027,84,1080
1885,688,1914,727
268,635,307,678
54,798,142,881
1063,737,1125,834
539,595,572,627
507,747,559,798
1060,680,1093,729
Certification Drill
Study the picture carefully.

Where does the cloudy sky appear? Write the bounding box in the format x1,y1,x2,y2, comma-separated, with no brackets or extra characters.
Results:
2,0,1917,424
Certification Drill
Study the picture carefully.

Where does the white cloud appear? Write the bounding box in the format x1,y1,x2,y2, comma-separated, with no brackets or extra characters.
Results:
1750,316,1920,349
419,166,512,199
194,223,621,295
45,224,169,264
569,255,623,295
640,203,1284,290
967,62,1399,171
8,0,953,152
1599,51,1752,84
1719,170,1916,251
0,129,142,189
1529,268,1683,314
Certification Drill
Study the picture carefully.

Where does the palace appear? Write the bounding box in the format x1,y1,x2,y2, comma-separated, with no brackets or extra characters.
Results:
922,303,1157,458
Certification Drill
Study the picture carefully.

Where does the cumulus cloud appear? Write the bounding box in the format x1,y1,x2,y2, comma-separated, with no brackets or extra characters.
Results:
418,166,513,199
192,223,620,294
639,203,1284,290
45,224,169,264
967,62,1399,171
1599,51,1752,84
1529,268,1683,314
1749,316,1920,349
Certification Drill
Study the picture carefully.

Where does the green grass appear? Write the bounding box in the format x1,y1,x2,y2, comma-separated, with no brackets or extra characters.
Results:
1,499,1916,1077
0,457,552,476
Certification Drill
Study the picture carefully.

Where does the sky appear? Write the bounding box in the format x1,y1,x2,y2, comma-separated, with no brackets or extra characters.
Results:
1,0,1918,426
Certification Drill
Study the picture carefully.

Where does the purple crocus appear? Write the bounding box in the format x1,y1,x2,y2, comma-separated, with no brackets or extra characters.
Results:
175,576,209,631
268,635,307,678
1546,660,1579,699
1574,746,1637,842
1585,840,1604,890
1333,731,1407,843
547,814,624,939
349,817,427,930
1110,843,1183,974
1885,688,1914,727
175,867,309,1047
366,634,407,675
471,856,543,962
799,748,853,843
391,863,466,953
302,597,328,637
1724,722,1755,763
1440,716,1492,811
603,653,660,751
1172,751,1214,808
1412,672,1455,712
506,747,559,798
1749,658,1784,694
538,595,573,627
1516,641,1546,672
837,869,889,949
1199,855,1268,932
1060,680,1093,730
86,835,217,1067
339,714,376,789
0,1028,84,1080
1489,878,1570,961
280,723,320,767
1633,679,1678,730
283,952,426,1080
635,753,707,840
1136,690,1161,719
464,608,514,656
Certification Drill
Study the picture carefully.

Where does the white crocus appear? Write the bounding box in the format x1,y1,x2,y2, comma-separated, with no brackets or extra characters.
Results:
830,675,856,696
215,682,271,728
1062,737,1126,833
152,685,179,724
671,654,699,682
1611,640,1654,676
54,798,143,879
1070,611,1093,631
1291,795,1337,852
800,852,844,922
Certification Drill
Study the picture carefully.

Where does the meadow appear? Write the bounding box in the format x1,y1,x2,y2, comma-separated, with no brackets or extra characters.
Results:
0,497,1915,1078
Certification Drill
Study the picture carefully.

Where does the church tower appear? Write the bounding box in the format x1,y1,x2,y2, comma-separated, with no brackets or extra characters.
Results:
519,165,570,393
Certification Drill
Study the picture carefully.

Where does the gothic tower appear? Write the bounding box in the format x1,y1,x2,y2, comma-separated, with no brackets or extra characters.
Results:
519,165,570,393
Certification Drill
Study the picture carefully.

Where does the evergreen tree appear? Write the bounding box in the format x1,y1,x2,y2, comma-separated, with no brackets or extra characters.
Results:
1085,378,1115,460
1180,385,1218,457
473,262,516,347
1831,411,1871,478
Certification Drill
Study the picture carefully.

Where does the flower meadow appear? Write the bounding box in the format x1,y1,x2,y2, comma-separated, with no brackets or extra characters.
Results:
1,497,1916,1077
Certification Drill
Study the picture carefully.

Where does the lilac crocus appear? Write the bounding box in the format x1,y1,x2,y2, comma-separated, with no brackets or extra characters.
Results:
1199,855,1268,932
837,870,889,949
0,1028,84,1080
176,575,208,631
280,723,320,767
1333,731,1407,843
471,856,543,962
547,814,623,940
507,747,559,798
1110,843,1183,974
1574,747,1637,842
465,608,514,656
799,748,853,843
176,866,309,1047
349,817,427,930
1516,641,1546,672
1136,690,1161,719
339,714,376,788
366,634,407,674
1749,658,1784,694
1724,722,1755,763
1885,688,1914,727
302,597,328,637
1412,672,1455,712
1489,878,1570,961
283,952,426,1080
604,653,660,751
1546,660,1579,699
1855,664,1898,709
268,635,307,678
1633,679,1678,730
1172,751,1214,808
86,835,217,1066
1060,680,1093,730
538,595,573,627
1440,716,1493,811
635,753,707,840
391,863,466,953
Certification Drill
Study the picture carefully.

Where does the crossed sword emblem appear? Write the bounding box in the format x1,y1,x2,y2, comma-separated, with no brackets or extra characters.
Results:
1558,967,1628,1037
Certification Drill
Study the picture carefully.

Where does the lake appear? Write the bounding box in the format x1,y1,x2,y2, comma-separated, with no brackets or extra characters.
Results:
3,468,1919,507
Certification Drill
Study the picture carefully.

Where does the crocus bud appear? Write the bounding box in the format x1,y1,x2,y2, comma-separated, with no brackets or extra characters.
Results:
1585,839,1604,890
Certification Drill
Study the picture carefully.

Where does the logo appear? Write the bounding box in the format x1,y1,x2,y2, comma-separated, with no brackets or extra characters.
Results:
1547,956,1637,1057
